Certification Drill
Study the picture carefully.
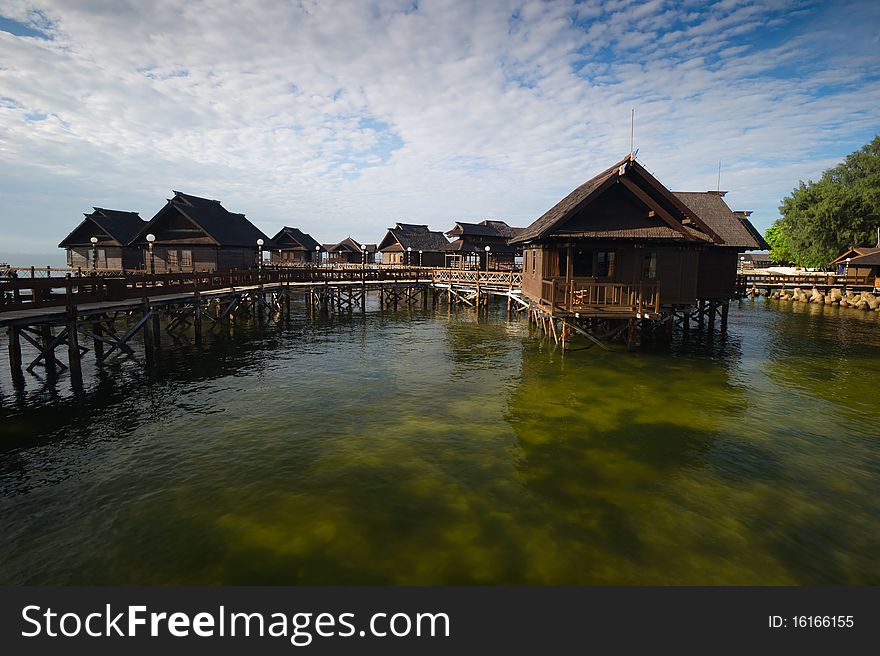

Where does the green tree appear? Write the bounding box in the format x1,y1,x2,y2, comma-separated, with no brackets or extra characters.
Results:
764,221,794,264
777,136,880,267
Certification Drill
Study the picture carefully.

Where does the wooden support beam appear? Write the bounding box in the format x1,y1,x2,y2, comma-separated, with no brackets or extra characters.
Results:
8,326,22,371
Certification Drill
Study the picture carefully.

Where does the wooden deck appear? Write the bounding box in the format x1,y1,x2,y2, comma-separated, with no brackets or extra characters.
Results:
537,278,660,318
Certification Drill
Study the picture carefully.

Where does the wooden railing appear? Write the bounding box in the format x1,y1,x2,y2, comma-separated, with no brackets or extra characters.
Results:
430,269,522,287
738,273,875,288
0,267,429,313
540,278,660,315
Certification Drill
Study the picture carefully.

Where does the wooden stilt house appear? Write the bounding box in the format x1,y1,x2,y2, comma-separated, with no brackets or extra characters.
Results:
444,220,523,270
269,227,321,265
58,208,146,270
511,155,765,318
325,237,368,264
129,191,272,273
377,223,449,266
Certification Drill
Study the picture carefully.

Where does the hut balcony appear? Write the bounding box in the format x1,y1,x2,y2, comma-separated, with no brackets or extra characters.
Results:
539,278,660,317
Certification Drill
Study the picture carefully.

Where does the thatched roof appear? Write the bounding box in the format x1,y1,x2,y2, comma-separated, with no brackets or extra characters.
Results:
327,237,364,253
511,156,721,245
673,192,767,249
446,220,522,239
58,208,146,247
830,246,880,265
378,223,449,252
132,191,272,247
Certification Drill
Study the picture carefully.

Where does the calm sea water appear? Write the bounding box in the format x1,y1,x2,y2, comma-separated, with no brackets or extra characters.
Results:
0,298,878,585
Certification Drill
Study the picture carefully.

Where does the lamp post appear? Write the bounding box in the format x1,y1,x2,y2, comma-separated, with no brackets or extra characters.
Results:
739,255,746,271
90,236,98,270
256,238,264,271
146,233,156,275
484,245,491,272
844,257,851,291
419,249,423,267
407,246,412,267
315,244,321,267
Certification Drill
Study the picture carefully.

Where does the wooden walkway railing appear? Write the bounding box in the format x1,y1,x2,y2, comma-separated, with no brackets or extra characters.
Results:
0,267,432,313
540,278,660,315
738,273,875,288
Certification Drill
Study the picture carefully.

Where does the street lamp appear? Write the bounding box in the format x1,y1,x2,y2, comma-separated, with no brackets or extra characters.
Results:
315,244,321,266
146,233,156,274
90,236,98,270
407,246,412,267
419,249,423,267
844,257,851,291
256,238,264,271
484,245,491,272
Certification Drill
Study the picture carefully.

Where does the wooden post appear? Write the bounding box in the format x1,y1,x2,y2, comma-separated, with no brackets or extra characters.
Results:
143,299,155,364
40,324,55,370
697,299,705,330
66,283,81,377
708,300,716,333
8,326,22,372
93,321,104,360
151,307,161,346
194,290,203,344
720,301,729,333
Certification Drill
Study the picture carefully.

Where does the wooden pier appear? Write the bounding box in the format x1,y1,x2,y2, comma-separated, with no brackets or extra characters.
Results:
1,266,527,379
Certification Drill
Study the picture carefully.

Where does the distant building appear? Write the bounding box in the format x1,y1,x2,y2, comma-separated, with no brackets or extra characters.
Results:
739,251,773,268
58,208,146,270
444,220,523,269
830,247,880,285
377,223,448,266
130,191,272,272
325,237,369,264
269,227,321,265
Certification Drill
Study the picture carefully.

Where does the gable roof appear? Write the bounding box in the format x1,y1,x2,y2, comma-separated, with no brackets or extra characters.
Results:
271,226,321,251
446,220,522,239
847,250,880,266
58,208,146,247
378,223,449,252
131,191,271,247
673,192,766,249
830,246,880,265
327,237,363,253
511,156,721,244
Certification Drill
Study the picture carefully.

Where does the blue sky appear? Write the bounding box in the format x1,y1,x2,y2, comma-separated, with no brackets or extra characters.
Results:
0,0,878,260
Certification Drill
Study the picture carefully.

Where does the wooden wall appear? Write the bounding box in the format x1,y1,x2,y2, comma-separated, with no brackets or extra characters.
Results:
695,248,739,299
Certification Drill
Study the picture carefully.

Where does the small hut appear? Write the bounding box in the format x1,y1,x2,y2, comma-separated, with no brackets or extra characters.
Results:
830,247,880,287
269,227,321,265
130,191,272,273
325,237,368,264
58,208,146,270
444,220,523,270
377,223,448,266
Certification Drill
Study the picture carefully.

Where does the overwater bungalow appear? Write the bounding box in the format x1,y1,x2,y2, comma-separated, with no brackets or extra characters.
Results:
511,154,766,318
129,191,272,273
325,237,370,264
444,220,523,270
377,223,448,266
58,208,146,270
830,247,880,285
269,226,321,265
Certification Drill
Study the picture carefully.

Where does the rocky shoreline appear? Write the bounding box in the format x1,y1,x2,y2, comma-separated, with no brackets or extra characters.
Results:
763,287,880,311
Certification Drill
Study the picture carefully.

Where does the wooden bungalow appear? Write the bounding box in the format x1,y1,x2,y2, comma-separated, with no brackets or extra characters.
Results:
269,227,321,265
129,191,272,273
444,220,523,270
58,208,146,270
673,192,768,301
511,154,765,318
377,223,448,266
830,247,880,287
325,237,369,264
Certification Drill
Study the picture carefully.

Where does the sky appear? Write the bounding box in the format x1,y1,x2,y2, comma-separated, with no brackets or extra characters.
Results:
0,0,878,261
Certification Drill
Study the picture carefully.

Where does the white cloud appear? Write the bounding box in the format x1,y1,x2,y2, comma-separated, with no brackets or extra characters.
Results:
0,0,878,254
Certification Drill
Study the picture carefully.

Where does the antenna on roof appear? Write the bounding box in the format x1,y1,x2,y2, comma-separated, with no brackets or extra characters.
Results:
630,108,635,158
717,160,722,192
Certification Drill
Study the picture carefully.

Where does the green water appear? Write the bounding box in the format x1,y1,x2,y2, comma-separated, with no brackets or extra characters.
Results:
1,299,878,584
